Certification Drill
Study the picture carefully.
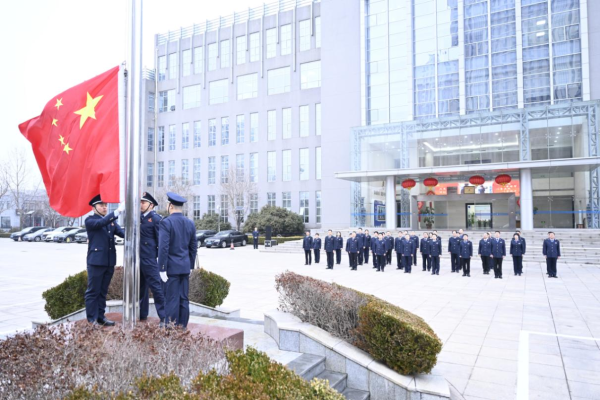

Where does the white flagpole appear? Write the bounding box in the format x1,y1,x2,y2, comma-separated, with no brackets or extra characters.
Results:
123,0,143,328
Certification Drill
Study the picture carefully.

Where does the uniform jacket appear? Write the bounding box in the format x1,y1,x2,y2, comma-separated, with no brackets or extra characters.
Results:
448,237,461,254
401,239,414,256
140,210,162,260
370,235,378,250
510,239,525,256
335,236,344,250
324,236,335,252
313,237,322,250
356,233,365,249
252,230,259,240
459,240,473,258
491,238,506,258
519,236,527,253
420,238,430,254
429,240,442,257
543,239,561,258
364,234,371,249
410,235,419,251
302,236,314,250
374,239,386,256
158,213,198,276
346,237,359,253
85,211,125,267
384,236,394,251
478,239,492,256
394,237,404,253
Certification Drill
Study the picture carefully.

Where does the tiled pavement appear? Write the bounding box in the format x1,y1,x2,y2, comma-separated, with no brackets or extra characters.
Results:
1,239,599,399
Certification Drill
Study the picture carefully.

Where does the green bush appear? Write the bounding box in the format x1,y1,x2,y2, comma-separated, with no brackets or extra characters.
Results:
107,266,124,300
242,206,304,236
42,271,88,320
189,268,231,308
0,233,11,238
195,213,232,231
249,235,304,245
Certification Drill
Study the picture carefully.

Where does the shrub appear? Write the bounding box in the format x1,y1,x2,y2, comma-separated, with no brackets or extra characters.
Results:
249,235,304,245
195,213,232,231
107,265,124,300
42,270,88,320
275,271,442,375
189,268,231,308
242,206,304,236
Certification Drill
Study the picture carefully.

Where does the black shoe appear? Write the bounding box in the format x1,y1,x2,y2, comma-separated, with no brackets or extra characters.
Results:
431,272,435,275
499,277,503,279
436,272,439,275
97,318,115,326
376,269,380,272
468,274,470,277
462,274,466,277
139,317,148,321
495,276,498,279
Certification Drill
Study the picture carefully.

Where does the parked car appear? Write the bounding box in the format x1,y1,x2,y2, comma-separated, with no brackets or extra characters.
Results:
75,231,88,244
23,228,53,242
44,227,80,242
204,230,248,248
196,230,217,247
54,228,86,243
10,226,47,241
116,237,124,245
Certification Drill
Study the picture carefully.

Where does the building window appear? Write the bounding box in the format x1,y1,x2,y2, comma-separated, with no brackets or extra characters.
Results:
300,61,321,89
236,36,246,65
208,156,216,184
300,191,309,223
207,195,215,214
157,161,164,187
158,55,166,81
266,28,277,58
146,163,153,187
193,158,201,185
299,148,309,180
182,49,191,76
209,79,229,104
315,103,321,136
237,73,258,100
148,92,155,112
315,191,321,223
281,24,292,55
236,154,244,182
221,117,229,145
282,150,292,181
181,123,189,150
282,108,292,139
300,105,309,137
168,125,176,151
168,160,176,187
267,110,276,140
267,192,276,207
183,84,201,109
193,196,201,221
250,153,258,183
315,17,321,48
208,119,216,146
267,151,276,182
236,115,245,143
299,20,311,51
158,126,165,152
194,46,204,74
147,127,154,151
208,43,217,71
315,147,321,180
250,112,258,142
282,191,292,211
168,53,178,79
181,159,189,184
249,32,260,62
220,40,230,68
158,90,175,112
268,67,291,95
250,193,258,214
221,155,229,183
193,121,201,148
220,195,229,222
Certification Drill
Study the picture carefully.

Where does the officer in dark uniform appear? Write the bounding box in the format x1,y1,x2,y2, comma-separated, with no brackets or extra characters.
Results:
374,232,386,272
448,231,460,273
490,231,506,279
459,234,473,277
313,233,322,264
478,232,492,274
303,231,313,265
346,231,359,270
371,231,379,269
429,233,441,275
385,231,394,265
394,231,404,270
510,233,525,276
458,229,465,239
363,229,371,265
420,232,430,271
158,192,197,328
410,231,419,266
139,192,166,322
84,195,125,326
324,230,335,269
543,231,561,278
356,228,365,265
335,231,343,265
515,229,527,253
402,233,414,273
252,227,259,249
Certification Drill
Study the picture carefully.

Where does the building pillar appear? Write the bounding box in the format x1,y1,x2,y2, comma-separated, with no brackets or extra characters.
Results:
520,168,534,230
386,176,397,230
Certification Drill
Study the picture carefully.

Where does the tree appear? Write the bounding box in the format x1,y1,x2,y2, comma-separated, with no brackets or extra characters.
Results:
154,177,195,218
194,213,232,231
5,149,41,229
243,205,304,236
40,198,63,228
220,168,257,231
0,159,10,216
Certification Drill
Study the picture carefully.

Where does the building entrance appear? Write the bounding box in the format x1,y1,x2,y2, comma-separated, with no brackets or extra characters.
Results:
465,203,493,230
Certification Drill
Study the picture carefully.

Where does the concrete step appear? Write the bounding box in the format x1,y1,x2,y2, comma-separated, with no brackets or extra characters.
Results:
286,353,325,381
316,370,347,393
342,388,371,400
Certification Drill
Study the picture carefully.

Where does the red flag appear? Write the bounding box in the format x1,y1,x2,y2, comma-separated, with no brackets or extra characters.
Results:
19,66,120,217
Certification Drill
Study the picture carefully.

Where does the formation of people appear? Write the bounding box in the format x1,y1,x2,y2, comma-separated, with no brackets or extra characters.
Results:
84,191,197,328
302,228,561,278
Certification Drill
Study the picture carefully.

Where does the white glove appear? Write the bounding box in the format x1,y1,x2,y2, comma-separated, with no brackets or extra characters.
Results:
159,271,168,283
114,202,126,216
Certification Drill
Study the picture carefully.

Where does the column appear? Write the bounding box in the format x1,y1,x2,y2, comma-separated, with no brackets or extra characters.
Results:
520,168,534,230
386,176,397,230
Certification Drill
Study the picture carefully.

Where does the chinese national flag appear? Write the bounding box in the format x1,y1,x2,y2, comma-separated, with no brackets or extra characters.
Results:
19,66,120,217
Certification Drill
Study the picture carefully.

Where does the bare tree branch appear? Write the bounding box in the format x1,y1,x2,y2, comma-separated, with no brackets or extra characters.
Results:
219,168,257,231
4,149,42,229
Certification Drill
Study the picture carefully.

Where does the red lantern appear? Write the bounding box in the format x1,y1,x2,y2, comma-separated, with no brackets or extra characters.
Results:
469,175,485,186
402,178,416,191
423,177,438,189
426,190,436,196
495,174,512,186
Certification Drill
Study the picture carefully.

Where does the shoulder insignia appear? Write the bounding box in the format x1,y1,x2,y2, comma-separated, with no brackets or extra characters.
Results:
148,218,152,222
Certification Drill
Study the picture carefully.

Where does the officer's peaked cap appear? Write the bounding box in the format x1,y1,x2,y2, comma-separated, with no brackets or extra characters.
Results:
89,194,103,206
166,192,187,206
141,192,159,206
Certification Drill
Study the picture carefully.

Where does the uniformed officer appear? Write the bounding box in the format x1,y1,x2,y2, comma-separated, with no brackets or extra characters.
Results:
402,233,414,273
478,232,492,274
84,195,125,326
363,229,371,265
459,234,473,277
429,233,442,275
543,231,561,278
139,192,166,323
515,229,527,253
374,232,386,272
458,228,465,239
356,228,365,265
335,231,344,265
490,231,506,279
510,233,525,276
324,230,335,269
303,230,313,265
410,231,419,266
252,227,259,250
394,231,404,270
371,231,379,269
385,231,394,265
448,231,461,273
313,233,322,264
158,192,197,328
420,232,430,271
346,231,359,270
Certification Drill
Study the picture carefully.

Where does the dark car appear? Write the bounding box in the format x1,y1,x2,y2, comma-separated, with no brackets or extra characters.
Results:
196,230,217,248
10,226,48,241
54,228,86,243
23,228,54,242
204,230,248,248
75,231,88,244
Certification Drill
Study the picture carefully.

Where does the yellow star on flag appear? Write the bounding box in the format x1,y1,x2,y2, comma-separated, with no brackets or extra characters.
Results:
74,92,103,129
55,98,63,110
58,135,65,145
52,118,58,126
63,143,73,154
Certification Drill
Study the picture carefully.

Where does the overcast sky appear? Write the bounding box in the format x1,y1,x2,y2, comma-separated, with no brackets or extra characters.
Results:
0,0,265,183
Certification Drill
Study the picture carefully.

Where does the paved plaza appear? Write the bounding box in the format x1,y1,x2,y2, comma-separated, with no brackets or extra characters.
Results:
1,239,599,399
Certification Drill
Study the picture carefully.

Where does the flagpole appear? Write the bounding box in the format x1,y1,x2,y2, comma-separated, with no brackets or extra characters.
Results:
123,0,143,329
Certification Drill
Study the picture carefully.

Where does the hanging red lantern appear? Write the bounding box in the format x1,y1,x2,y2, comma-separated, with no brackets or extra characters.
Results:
495,174,512,186
426,190,436,196
423,177,439,189
469,175,485,186
401,178,416,191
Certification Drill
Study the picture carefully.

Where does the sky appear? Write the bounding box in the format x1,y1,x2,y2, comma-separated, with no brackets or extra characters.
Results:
0,0,265,185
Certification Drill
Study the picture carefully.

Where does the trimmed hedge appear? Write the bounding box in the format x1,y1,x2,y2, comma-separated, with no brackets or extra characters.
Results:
275,271,442,375
249,235,303,245
0,233,11,238
42,271,88,320
189,268,230,308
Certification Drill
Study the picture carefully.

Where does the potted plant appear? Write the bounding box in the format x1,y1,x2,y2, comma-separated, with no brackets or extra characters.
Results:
477,219,482,228
420,206,435,229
